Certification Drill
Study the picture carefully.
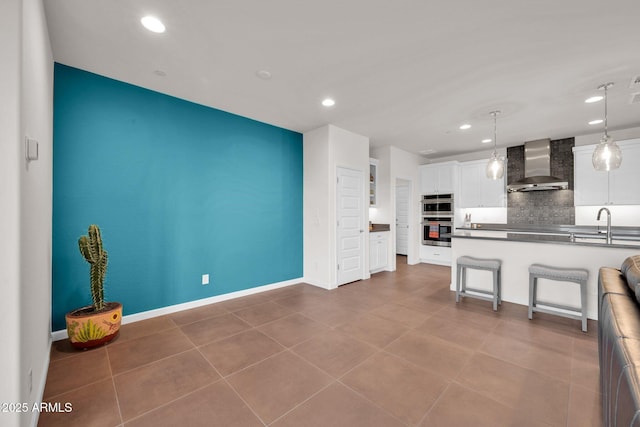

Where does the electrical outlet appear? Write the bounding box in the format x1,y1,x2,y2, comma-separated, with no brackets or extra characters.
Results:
202,274,209,285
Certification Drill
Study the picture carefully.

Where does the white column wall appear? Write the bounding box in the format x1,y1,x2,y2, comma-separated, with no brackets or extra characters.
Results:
0,1,24,425
20,2,54,427
303,125,370,289
0,1,53,426
303,126,331,288
329,125,370,287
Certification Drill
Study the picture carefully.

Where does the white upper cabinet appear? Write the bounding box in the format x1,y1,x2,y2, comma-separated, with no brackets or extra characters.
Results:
420,162,458,194
573,147,609,205
458,160,506,208
573,139,640,206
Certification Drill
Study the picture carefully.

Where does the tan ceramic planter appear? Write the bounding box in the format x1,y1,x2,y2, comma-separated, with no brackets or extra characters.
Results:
65,302,122,349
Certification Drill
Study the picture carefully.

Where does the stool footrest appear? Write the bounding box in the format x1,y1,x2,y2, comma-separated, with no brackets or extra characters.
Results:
458,292,495,303
460,287,494,296
531,306,583,322
533,300,582,313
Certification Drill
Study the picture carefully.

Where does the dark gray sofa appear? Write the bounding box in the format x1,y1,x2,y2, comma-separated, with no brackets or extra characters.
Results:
599,255,640,426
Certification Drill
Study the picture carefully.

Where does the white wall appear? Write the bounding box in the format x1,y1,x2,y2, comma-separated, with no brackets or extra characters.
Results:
303,125,370,289
388,146,421,267
20,2,54,427
303,126,331,287
0,1,24,425
576,206,640,227
0,1,53,426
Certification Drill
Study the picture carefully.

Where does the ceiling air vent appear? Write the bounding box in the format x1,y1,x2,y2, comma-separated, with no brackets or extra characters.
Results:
630,92,640,105
630,75,640,89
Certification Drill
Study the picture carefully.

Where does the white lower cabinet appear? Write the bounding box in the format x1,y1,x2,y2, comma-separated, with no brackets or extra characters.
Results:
369,232,389,273
420,245,452,266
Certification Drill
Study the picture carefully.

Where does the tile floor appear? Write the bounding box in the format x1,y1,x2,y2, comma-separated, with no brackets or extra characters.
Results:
39,257,601,427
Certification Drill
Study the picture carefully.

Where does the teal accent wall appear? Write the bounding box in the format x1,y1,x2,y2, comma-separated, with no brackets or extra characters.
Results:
52,64,303,331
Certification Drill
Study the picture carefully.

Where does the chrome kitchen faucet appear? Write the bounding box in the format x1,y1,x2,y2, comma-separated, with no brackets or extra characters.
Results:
597,207,613,244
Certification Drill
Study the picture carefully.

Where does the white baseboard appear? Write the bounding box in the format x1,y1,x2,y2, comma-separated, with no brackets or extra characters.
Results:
30,338,51,427
419,258,452,267
301,278,330,290
51,277,304,341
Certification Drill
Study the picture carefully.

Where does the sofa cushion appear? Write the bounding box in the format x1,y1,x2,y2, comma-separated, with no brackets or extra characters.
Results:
622,256,640,303
601,267,630,297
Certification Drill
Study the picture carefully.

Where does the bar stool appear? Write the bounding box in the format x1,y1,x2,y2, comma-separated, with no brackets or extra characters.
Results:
528,264,588,332
456,256,502,311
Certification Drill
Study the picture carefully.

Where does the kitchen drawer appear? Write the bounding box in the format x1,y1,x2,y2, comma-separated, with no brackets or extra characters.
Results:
420,245,452,266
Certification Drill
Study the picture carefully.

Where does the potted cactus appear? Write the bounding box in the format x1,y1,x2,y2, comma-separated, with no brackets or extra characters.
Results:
65,224,122,349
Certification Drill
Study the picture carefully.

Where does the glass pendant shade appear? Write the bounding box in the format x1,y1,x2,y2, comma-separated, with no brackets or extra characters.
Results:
486,152,505,179
592,135,622,171
592,82,622,171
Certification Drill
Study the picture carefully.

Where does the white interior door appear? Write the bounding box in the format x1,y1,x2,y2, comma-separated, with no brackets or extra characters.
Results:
337,167,364,286
396,184,409,255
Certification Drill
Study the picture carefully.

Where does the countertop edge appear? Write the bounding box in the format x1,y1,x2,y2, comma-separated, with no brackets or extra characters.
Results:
452,232,640,250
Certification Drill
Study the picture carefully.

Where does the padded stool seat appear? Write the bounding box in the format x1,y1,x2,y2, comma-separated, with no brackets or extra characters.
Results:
528,263,589,332
456,256,502,311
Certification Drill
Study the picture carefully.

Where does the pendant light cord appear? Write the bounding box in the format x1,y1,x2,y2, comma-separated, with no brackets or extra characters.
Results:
599,82,613,139
490,110,500,155
604,84,609,138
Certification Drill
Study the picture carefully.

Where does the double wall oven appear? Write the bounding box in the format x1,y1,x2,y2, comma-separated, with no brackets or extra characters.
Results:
421,194,453,247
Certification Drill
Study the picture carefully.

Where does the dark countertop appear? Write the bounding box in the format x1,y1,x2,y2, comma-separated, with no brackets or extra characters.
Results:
370,223,390,232
452,229,640,250
457,223,640,238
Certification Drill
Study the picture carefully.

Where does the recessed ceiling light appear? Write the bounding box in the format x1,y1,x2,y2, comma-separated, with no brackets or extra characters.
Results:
256,70,272,80
481,138,492,144
141,16,165,33
585,95,603,103
322,98,335,107
588,119,604,125
459,124,471,130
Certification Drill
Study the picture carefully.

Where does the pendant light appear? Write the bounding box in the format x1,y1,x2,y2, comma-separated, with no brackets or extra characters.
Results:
592,82,622,171
486,110,505,179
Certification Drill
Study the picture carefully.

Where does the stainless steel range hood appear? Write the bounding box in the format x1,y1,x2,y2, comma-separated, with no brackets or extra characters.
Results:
507,139,569,192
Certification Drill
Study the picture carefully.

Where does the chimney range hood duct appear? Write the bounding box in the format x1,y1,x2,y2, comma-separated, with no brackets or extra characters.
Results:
507,139,569,192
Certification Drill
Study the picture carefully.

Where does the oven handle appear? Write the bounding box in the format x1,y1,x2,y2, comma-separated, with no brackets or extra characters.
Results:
421,221,453,226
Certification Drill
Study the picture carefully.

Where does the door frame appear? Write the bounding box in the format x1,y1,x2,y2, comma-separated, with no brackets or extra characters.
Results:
335,166,366,288
395,180,410,256
393,176,416,270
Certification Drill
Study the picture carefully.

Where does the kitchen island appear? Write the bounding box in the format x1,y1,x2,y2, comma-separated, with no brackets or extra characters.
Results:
451,227,640,320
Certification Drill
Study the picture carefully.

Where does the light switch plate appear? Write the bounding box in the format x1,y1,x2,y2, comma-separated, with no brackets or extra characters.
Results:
26,137,39,161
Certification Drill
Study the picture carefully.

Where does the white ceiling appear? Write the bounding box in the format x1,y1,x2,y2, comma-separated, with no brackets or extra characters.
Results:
44,0,640,159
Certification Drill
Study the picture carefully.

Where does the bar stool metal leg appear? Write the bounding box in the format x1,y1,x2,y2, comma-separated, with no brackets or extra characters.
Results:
528,273,535,320
580,280,587,332
456,264,462,303
493,269,500,311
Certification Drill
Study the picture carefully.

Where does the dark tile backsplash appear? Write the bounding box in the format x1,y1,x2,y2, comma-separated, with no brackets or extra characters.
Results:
507,138,575,225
